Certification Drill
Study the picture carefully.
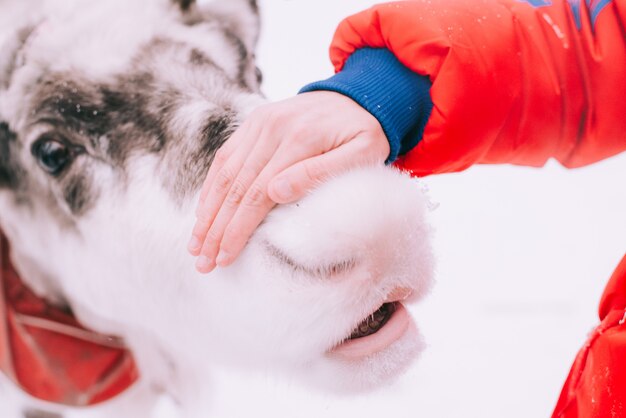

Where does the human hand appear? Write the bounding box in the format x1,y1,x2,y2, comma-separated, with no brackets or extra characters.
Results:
188,91,390,273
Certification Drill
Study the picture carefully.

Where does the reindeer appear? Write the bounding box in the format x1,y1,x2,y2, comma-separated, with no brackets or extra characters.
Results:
0,0,434,416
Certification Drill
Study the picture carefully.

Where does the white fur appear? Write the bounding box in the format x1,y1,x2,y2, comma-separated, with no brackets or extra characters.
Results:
0,1,435,416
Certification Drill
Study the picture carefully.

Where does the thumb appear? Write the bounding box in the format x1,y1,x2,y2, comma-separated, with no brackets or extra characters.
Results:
267,138,382,204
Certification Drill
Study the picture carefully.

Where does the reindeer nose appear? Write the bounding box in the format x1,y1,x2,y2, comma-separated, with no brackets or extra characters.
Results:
256,167,430,283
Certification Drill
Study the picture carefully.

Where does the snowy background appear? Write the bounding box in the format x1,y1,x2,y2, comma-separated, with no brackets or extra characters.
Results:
180,1,626,417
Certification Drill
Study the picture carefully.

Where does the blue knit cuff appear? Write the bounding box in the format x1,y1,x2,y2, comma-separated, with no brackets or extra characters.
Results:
299,48,432,163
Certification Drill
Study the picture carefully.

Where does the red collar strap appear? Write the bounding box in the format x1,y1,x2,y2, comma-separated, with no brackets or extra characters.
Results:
0,232,137,406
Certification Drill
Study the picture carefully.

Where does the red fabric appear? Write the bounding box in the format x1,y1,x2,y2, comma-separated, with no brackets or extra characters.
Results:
328,2,626,416
329,0,626,176
552,256,626,418
0,233,138,406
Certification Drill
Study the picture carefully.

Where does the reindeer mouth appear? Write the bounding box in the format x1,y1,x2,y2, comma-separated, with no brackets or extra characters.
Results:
329,292,413,359
348,303,397,339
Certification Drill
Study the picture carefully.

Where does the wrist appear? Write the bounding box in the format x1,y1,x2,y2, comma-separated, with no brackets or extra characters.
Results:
299,48,432,163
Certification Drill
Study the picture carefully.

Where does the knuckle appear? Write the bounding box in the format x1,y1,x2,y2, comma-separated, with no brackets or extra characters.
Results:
293,124,317,143
212,148,228,167
303,160,326,182
226,180,247,205
214,168,234,192
205,229,222,246
242,183,267,207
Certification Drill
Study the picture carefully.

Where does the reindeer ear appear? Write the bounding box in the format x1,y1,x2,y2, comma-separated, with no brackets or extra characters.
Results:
0,26,36,90
0,0,43,90
192,0,260,53
211,0,259,51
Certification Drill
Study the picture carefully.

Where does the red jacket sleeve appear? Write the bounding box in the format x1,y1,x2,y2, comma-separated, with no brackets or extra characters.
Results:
329,0,626,176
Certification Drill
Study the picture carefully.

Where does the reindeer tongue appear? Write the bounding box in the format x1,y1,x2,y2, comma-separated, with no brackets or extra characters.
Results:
349,303,397,339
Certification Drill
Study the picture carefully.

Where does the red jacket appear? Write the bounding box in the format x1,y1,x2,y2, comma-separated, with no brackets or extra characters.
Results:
329,0,626,175
327,1,625,416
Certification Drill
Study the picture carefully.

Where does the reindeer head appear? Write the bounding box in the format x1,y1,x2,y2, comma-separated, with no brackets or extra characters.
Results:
0,0,433,396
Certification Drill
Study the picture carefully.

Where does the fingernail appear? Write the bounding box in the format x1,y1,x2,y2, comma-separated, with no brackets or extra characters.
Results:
272,178,293,201
188,236,201,252
196,256,215,273
216,250,231,267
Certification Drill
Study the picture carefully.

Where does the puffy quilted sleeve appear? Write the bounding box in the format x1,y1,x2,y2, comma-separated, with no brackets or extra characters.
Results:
329,0,626,175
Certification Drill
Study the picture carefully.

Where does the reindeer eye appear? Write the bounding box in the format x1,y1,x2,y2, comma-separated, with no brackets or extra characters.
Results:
31,138,81,176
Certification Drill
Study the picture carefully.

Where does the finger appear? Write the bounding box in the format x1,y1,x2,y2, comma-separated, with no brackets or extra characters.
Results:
189,117,271,257
194,166,266,272
193,131,280,268
267,136,383,204
198,147,228,204
188,140,250,257
214,150,298,266
214,131,343,265
196,122,248,210
214,183,275,267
